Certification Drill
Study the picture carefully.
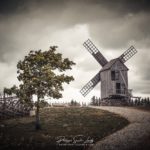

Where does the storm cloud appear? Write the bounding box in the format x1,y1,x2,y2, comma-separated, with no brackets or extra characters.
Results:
0,0,150,102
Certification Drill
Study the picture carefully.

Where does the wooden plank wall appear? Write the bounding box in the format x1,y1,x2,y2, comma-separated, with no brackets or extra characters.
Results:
100,60,128,99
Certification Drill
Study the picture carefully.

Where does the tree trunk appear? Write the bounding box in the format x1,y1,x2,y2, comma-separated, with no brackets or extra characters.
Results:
35,94,41,130
3,90,6,119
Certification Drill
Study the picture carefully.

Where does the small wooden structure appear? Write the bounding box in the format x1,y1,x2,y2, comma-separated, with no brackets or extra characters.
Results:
0,95,31,120
80,39,137,101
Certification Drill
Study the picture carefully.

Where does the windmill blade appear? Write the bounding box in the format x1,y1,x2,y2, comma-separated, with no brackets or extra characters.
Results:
119,46,137,63
80,72,100,97
83,39,108,66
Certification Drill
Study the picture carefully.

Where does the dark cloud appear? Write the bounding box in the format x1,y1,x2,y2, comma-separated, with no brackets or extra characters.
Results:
0,0,29,15
0,0,150,96
1,0,150,16
97,0,150,13
90,12,150,49
136,50,150,81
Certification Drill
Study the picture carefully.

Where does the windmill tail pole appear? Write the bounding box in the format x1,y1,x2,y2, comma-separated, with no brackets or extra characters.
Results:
119,70,127,88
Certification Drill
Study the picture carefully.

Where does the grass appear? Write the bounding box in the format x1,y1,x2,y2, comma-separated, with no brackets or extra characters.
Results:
0,107,129,149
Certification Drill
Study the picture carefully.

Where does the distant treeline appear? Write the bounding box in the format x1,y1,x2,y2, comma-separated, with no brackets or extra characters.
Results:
90,96,150,107
129,97,150,106
70,99,80,106
90,96,101,106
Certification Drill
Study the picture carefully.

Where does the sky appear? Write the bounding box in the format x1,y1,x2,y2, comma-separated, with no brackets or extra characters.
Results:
0,0,150,104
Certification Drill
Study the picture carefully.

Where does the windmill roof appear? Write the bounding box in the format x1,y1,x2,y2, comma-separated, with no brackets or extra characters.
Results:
100,58,128,72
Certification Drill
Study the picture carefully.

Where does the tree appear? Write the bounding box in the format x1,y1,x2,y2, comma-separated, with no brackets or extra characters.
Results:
90,96,99,106
147,97,150,106
17,46,75,130
70,99,80,106
4,85,19,96
4,87,12,96
34,100,49,108
90,96,95,106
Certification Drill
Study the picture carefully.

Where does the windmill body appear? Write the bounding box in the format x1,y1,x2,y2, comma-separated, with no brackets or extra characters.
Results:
80,39,137,100
100,58,128,99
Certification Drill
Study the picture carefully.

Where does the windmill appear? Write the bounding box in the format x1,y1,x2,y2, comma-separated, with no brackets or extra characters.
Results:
80,39,137,100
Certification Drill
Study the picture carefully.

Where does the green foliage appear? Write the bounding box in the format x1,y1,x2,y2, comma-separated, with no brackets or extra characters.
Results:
34,100,49,108
4,85,19,96
4,87,12,95
17,46,75,100
3,85,34,107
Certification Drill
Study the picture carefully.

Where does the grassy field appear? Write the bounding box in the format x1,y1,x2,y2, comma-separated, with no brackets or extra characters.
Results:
0,107,129,149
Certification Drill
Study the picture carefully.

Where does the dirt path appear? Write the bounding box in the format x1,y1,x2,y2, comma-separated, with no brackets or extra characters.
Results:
90,106,150,150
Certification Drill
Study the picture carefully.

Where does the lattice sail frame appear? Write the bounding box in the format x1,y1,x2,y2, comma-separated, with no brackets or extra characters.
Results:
80,39,137,97
80,72,100,97
119,46,137,63
83,39,108,66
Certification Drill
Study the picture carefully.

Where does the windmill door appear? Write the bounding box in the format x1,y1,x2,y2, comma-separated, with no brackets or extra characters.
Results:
116,83,121,94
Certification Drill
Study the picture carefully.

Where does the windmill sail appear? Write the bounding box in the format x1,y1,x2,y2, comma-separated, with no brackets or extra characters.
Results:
80,72,100,97
83,39,108,66
119,46,137,63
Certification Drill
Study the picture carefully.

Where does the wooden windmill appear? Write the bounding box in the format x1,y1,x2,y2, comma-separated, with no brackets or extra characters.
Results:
80,39,137,100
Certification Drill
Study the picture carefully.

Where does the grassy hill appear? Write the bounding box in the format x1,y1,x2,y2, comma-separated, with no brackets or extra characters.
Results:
0,107,129,149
